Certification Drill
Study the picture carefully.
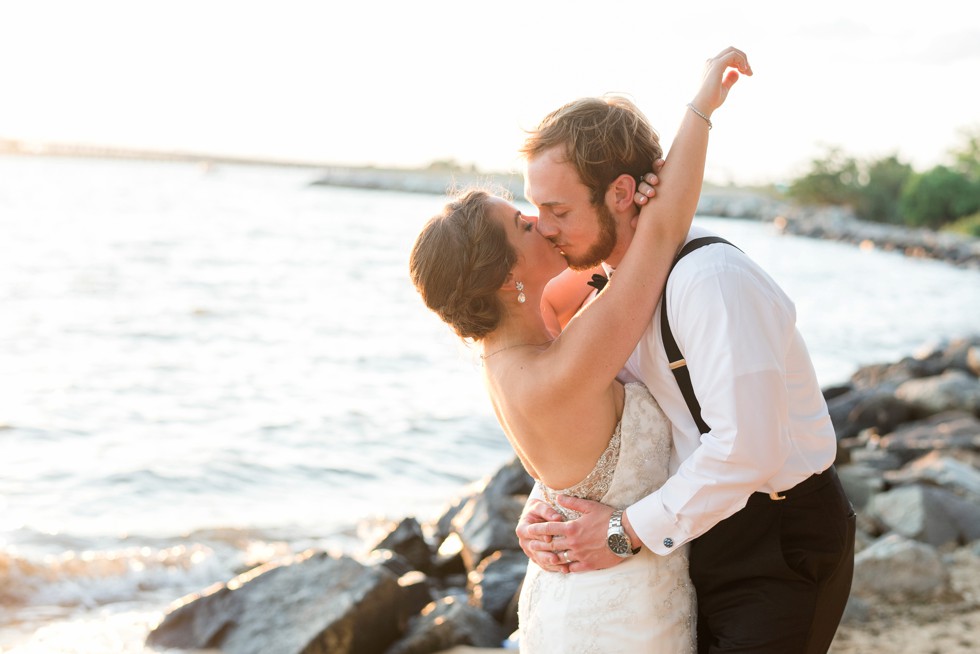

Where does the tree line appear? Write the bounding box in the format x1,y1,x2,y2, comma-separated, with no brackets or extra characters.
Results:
786,127,980,236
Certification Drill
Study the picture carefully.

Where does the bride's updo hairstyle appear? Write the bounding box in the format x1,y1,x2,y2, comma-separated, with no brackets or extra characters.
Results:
410,189,517,341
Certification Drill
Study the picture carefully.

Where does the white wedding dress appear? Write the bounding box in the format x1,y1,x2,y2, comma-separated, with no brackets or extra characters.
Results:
517,382,697,653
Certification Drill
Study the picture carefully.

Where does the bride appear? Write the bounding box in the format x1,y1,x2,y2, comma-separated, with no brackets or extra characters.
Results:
410,48,750,652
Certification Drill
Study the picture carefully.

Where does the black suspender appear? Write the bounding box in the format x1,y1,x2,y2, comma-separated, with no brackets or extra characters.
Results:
661,236,741,435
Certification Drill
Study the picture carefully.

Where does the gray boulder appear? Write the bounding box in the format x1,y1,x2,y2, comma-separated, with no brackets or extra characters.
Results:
968,345,980,377
467,549,528,624
451,458,532,571
884,450,980,501
851,533,950,599
849,354,945,392
846,448,905,472
827,389,875,440
878,411,980,461
895,369,980,416
836,463,886,510
829,388,916,442
934,335,980,376
374,517,433,573
146,551,409,654
866,484,980,547
848,392,916,437
385,596,506,654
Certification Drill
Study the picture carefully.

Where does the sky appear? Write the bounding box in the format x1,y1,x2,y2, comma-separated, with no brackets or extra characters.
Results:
2,0,978,186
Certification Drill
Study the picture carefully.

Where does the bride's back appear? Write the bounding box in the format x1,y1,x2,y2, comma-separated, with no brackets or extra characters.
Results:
482,347,626,489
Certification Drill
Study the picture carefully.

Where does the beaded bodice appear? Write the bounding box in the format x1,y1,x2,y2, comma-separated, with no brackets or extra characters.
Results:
538,382,673,520
540,427,622,520
518,381,696,653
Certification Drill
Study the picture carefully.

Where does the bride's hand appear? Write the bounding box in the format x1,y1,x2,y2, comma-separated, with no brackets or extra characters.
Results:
634,158,665,207
517,499,571,572
690,46,753,122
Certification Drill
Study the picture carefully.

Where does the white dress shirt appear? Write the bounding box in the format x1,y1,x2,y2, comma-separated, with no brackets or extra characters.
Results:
620,226,837,556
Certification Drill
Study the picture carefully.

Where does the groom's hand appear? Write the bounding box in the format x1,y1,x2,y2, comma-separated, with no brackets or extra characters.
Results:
524,495,625,572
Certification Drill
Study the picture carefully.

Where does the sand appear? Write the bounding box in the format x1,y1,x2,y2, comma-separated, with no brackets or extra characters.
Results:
829,547,980,654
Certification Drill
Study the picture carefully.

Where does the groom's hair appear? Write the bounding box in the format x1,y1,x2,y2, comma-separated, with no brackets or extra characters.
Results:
521,95,663,206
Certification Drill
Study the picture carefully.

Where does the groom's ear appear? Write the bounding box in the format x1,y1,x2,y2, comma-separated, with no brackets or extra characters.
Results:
606,174,638,213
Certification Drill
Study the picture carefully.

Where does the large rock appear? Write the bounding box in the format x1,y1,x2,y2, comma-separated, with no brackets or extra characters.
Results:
884,450,980,502
374,517,433,573
451,458,533,571
431,457,532,547
849,354,945,392
865,484,980,547
846,448,905,472
828,388,916,442
385,596,506,654
895,369,980,416
146,551,409,654
836,463,886,510
467,549,528,624
878,411,980,461
847,392,915,437
827,389,875,440
938,336,980,375
851,534,950,599
430,532,467,581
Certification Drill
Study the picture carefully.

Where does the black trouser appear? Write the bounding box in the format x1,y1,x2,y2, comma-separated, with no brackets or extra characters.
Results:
689,467,856,654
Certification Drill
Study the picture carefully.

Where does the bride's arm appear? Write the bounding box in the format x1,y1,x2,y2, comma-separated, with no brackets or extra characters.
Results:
544,47,752,393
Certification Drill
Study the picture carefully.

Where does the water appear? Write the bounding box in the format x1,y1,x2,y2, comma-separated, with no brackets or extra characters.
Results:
0,156,977,652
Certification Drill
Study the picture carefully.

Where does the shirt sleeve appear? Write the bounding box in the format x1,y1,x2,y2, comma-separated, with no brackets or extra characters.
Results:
626,254,797,555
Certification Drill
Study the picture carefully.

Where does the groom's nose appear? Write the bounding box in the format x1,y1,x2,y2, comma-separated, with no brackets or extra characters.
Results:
534,214,559,239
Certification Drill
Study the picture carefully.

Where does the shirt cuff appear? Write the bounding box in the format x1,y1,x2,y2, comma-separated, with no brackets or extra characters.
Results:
625,495,693,556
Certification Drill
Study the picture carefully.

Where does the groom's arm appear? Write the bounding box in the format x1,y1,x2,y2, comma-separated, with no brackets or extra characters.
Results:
625,254,802,555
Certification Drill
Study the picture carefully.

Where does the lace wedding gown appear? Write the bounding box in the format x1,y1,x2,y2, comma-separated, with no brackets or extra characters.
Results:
518,382,697,653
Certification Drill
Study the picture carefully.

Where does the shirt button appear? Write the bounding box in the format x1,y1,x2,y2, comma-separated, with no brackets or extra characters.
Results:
663,537,674,548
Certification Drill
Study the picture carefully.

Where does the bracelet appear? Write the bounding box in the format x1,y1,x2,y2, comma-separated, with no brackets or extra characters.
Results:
687,103,712,129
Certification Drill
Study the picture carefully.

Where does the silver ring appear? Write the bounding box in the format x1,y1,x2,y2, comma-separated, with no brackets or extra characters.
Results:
561,550,571,564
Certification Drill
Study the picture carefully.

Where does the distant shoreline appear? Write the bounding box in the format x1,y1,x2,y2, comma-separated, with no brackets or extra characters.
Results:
0,138,397,171
4,142,977,269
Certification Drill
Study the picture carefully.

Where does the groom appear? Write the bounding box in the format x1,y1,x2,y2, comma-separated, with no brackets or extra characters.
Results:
516,91,855,651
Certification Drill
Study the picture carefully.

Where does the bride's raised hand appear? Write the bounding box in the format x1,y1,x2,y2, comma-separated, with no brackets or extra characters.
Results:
690,46,752,121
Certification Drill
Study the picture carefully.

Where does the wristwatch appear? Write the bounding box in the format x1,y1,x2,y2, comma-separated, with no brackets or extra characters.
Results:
606,509,638,558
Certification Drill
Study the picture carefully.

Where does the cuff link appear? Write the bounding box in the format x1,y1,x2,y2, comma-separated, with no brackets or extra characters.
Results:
663,537,674,549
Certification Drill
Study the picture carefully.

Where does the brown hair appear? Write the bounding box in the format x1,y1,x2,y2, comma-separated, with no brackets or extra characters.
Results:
409,189,517,341
521,95,663,205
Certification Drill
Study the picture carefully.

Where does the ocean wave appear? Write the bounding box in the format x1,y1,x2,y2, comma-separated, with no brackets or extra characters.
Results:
0,523,365,614
0,543,228,609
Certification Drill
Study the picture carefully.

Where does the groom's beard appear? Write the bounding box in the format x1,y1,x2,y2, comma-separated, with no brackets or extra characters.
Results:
566,202,618,270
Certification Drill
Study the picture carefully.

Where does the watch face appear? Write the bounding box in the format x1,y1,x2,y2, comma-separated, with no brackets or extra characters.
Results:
607,533,631,555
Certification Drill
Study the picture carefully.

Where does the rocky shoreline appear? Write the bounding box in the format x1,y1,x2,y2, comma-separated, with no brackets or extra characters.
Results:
695,190,980,270
145,336,980,654
308,166,980,270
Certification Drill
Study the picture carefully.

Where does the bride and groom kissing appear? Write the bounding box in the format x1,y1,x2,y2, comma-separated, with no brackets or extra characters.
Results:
410,47,855,653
